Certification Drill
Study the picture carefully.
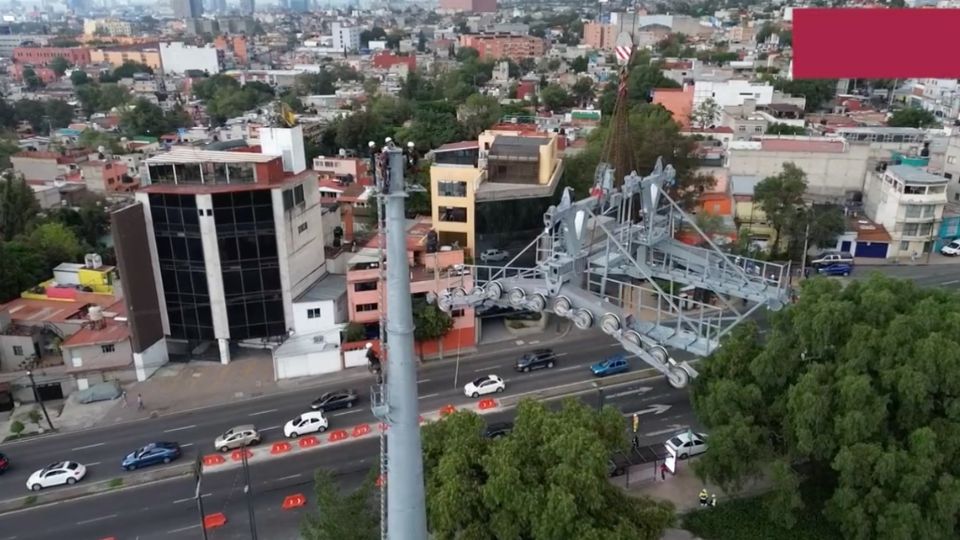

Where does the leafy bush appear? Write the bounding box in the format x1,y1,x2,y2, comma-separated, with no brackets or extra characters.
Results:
9,420,24,437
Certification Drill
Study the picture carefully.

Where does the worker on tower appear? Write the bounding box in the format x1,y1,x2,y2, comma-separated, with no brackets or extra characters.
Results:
698,488,709,507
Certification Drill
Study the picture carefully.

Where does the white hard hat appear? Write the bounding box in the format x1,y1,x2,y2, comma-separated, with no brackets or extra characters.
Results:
365,342,373,349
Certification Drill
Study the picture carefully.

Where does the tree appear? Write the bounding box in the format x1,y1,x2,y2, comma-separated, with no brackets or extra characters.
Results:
0,172,41,241
766,123,806,135
540,84,572,112
28,222,83,268
78,130,123,154
888,107,939,128
0,139,22,170
412,299,454,360
773,79,836,112
459,93,501,138
570,56,589,74
785,204,845,262
22,67,42,91
70,70,90,86
692,275,960,538
112,60,153,78
571,77,595,108
421,400,675,539
49,56,70,77
301,468,379,540
752,163,808,253
690,98,721,129
359,26,387,48
120,98,170,136
294,72,336,96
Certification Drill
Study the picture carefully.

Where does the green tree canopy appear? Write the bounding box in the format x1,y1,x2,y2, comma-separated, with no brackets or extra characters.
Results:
120,98,171,137
0,172,41,241
459,93,501,139
888,107,939,128
112,60,153,79
13,99,74,134
301,469,379,540
692,275,960,538
0,240,46,302
22,67,43,90
27,221,83,270
540,84,572,112
70,70,91,86
766,123,807,135
753,162,808,251
412,299,454,359
422,400,675,539
773,79,837,112
49,56,71,77
570,56,589,73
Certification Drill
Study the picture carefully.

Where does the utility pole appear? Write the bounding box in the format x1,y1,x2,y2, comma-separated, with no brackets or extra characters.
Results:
377,145,429,540
241,449,258,540
26,370,54,432
194,455,209,540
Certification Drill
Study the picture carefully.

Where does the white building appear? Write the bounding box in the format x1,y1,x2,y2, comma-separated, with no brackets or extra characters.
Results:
694,79,775,110
159,42,222,75
272,273,348,380
863,165,948,258
332,23,361,53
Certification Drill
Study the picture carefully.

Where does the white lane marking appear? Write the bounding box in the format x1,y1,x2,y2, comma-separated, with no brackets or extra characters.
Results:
71,442,105,451
941,279,959,285
261,425,281,431
167,524,201,534
643,425,688,438
173,493,211,504
417,378,431,384
249,408,278,416
85,462,101,467
528,340,540,344
332,409,363,416
163,424,196,433
274,473,302,482
76,513,117,525
606,387,654,400
419,393,440,399
473,367,494,373
554,352,569,357
554,365,582,373
180,443,194,448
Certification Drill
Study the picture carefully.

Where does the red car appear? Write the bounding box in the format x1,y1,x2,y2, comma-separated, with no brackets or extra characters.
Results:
0,452,9,474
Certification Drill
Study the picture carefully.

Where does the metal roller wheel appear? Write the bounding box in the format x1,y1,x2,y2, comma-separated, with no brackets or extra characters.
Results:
508,288,526,307
666,365,690,389
572,308,594,330
485,281,503,301
599,313,622,335
527,293,547,312
553,296,572,317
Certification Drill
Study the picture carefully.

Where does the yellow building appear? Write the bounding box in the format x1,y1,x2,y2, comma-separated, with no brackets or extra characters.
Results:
429,127,564,257
83,18,134,37
90,48,162,70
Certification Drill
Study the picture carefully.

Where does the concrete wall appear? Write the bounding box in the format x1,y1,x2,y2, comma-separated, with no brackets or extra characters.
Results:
159,42,221,75
275,347,341,379
292,298,340,335
0,335,37,372
64,339,133,373
134,191,171,336
133,337,168,381
273,177,327,332
727,145,870,199
10,157,60,182
196,193,230,340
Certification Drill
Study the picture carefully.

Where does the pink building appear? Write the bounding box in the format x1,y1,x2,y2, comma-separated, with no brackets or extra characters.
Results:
459,34,546,62
312,156,371,184
439,0,496,13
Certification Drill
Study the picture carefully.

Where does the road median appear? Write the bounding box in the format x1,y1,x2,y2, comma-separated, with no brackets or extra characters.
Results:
499,368,663,407
0,462,193,516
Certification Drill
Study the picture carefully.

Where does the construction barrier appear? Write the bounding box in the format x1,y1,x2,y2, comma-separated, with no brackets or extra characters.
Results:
281,493,307,510
418,415,425,424
202,454,226,466
230,449,253,461
478,398,497,410
299,436,319,448
203,513,227,530
352,424,371,437
440,404,457,417
271,441,292,454
328,430,349,443
375,474,386,487
378,422,389,432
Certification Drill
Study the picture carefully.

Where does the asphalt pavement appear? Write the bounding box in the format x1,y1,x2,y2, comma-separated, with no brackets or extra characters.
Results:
0,371,696,540
0,331,693,502
857,262,960,289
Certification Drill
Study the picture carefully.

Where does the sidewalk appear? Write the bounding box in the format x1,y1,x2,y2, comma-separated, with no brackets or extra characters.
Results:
56,324,594,432
615,456,770,539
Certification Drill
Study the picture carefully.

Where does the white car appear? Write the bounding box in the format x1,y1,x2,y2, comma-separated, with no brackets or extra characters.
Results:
26,461,87,491
664,431,709,459
464,374,505,398
479,249,509,263
284,411,329,438
941,239,960,256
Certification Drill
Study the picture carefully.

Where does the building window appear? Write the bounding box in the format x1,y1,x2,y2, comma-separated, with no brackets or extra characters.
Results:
12,345,23,356
451,309,465,318
298,222,308,234
102,344,116,353
754,126,763,133
354,281,378,292
902,223,919,236
437,181,468,197
307,308,322,319
357,303,379,312
900,241,910,251
948,156,956,164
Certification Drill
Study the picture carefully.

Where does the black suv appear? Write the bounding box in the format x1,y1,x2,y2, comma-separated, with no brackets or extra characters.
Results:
515,349,557,372
483,422,514,439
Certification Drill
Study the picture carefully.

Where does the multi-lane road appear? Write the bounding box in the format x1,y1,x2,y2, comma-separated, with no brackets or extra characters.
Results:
0,332,701,540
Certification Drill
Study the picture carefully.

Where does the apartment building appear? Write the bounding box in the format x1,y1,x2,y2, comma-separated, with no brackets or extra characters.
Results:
159,42,222,75
863,165,948,258
83,18,134,37
332,23,360,52
430,125,564,256
459,34,546,62
439,0,497,12
939,136,960,202
90,48,162,70
13,46,91,67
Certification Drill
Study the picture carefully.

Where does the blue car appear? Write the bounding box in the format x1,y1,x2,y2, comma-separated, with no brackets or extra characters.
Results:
591,355,629,377
817,263,852,277
122,442,181,471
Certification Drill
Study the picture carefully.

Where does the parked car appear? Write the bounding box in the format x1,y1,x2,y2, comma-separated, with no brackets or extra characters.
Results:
464,374,506,398
214,425,261,452
591,355,629,377
311,389,359,412
817,263,852,277
515,349,557,372
810,252,854,267
449,264,470,276
26,461,86,491
664,431,709,459
479,249,509,263
284,411,329,438
941,239,960,256
483,422,513,439
0,452,8,474
121,442,182,471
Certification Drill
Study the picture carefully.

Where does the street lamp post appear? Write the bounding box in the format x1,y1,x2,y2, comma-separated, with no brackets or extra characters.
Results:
26,370,54,432
592,381,604,412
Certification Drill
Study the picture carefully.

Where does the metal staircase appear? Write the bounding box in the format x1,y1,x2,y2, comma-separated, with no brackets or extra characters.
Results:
430,159,792,389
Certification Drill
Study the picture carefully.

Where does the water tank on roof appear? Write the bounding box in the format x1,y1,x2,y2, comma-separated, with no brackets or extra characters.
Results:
88,305,104,323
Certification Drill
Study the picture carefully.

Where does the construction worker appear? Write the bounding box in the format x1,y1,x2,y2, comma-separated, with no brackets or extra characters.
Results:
698,488,709,507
